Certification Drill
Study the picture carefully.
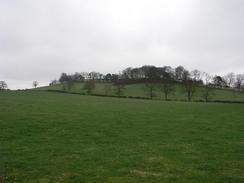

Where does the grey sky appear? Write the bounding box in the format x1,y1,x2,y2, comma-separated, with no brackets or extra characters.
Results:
0,0,244,89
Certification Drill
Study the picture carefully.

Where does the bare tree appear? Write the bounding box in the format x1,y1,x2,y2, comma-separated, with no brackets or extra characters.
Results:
99,73,104,80
160,79,174,100
182,70,191,81
145,82,157,99
105,73,112,81
202,73,214,102
83,80,96,95
181,71,197,102
131,68,140,79
213,76,226,88
191,69,202,82
80,72,89,80
175,66,185,80
224,72,235,87
182,79,196,102
33,81,38,88
142,65,159,81
59,73,74,91
114,80,125,97
111,74,119,82
122,67,133,79
88,72,100,80
72,72,85,81
0,81,8,90
235,74,244,91
59,73,69,90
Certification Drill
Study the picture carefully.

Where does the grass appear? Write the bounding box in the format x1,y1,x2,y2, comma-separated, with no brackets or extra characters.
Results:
0,91,244,182
38,82,244,102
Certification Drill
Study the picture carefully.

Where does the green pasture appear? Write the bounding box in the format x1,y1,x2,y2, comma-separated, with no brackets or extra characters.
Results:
0,91,244,182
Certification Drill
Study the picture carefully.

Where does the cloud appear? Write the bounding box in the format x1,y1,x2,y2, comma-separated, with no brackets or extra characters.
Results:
0,0,244,89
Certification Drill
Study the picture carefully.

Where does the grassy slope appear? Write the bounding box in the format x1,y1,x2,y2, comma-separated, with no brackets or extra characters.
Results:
1,91,244,182
38,82,244,102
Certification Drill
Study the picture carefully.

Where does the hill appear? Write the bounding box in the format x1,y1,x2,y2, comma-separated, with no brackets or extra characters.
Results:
38,82,244,102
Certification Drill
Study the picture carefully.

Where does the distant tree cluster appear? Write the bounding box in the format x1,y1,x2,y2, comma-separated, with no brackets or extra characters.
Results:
0,81,8,91
59,72,85,83
51,65,244,101
57,72,85,91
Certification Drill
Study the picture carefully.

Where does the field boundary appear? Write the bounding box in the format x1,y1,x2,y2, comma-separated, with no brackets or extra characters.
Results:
45,89,244,104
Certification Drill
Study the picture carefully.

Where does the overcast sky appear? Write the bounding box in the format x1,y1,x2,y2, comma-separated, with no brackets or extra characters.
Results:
0,0,244,89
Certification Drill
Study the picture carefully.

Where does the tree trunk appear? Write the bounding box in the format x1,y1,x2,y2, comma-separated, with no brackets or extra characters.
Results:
187,91,191,102
165,92,168,101
150,87,153,99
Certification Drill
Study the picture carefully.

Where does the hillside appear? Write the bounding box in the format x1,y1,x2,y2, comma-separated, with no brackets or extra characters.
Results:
38,82,244,102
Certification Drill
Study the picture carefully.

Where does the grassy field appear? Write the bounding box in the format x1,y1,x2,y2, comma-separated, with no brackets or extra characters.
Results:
0,91,244,183
38,82,244,102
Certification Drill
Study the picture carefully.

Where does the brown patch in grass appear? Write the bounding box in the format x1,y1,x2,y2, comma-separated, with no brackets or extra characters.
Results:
130,170,162,177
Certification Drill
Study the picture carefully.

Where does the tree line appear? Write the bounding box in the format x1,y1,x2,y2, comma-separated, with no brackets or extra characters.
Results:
47,65,244,102
1,65,243,102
